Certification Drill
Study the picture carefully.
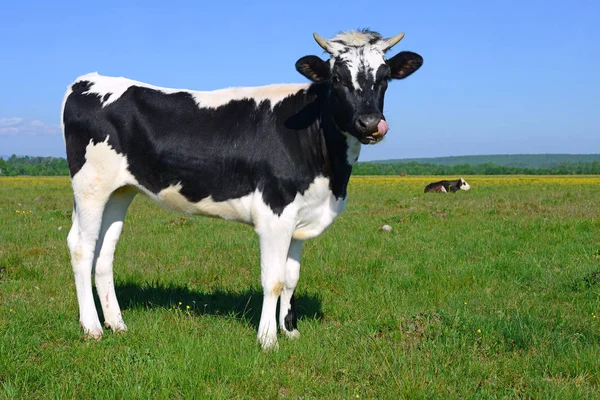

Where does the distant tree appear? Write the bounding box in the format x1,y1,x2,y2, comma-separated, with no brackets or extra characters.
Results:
1,155,69,176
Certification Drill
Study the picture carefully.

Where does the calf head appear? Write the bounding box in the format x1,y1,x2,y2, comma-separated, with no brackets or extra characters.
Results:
296,29,423,144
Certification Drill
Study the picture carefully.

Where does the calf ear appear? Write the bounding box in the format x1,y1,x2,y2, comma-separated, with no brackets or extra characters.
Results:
296,56,331,83
387,51,423,80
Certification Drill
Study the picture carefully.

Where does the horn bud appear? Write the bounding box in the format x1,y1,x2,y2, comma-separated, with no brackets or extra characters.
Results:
382,32,405,51
313,32,333,54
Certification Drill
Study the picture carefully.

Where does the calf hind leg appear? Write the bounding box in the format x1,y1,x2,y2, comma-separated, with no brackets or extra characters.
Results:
68,194,110,338
94,187,136,332
279,239,303,339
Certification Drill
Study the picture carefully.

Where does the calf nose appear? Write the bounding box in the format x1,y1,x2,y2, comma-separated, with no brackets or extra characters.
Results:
355,115,381,136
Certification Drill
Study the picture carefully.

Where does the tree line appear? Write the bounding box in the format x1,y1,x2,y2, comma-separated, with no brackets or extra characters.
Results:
0,155,69,176
353,161,600,175
381,154,600,168
1,155,600,176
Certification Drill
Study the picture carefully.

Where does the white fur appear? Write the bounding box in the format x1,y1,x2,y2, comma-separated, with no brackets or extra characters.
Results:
324,30,381,55
76,72,308,110
343,132,362,165
94,187,135,332
71,137,138,200
142,176,345,236
338,47,386,91
331,30,380,47
323,31,388,91
292,178,346,240
150,183,254,223
460,178,471,191
60,85,73,145
191,84,309,109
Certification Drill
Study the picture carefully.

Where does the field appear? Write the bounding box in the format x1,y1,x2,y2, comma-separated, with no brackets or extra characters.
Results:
1,176,600,398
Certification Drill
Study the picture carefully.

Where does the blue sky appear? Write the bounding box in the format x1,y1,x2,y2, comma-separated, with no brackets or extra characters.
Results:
1,0,598,161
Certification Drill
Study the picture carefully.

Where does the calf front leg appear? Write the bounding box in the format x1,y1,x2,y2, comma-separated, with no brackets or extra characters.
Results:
256,228,293,350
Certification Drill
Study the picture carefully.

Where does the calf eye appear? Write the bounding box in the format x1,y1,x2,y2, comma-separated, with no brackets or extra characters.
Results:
331,75,341,84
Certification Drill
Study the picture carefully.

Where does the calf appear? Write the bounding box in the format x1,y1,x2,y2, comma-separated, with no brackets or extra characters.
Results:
62,29,423,349
424,178,471,193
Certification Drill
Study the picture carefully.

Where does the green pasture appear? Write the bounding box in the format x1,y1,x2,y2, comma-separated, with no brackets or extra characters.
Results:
1,176,599,398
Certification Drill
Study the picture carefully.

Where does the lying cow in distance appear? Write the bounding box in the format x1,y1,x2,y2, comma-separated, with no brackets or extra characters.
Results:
424,178,471,193
62,29,423,350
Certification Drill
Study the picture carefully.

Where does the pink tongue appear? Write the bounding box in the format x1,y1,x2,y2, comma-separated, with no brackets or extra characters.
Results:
377,119,389,136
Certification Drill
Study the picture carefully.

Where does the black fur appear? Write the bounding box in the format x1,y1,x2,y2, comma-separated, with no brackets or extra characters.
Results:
387,51,423,80
295,56,330,83
284,294,297,332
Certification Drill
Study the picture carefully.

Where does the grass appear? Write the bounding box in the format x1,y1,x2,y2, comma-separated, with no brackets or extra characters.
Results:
1,175,599,398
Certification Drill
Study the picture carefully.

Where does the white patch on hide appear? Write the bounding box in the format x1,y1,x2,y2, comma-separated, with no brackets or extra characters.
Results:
290,177,346,240
151,183,254,224
72,72,308,110
460,178,471,191
192,84,309,109
71,137,137,200
338,47,386,91
342,132,362,165
331,30,381,47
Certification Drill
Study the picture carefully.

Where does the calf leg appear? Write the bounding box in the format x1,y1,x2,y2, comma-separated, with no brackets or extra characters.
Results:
279,239,303,339
94,187,136,332
68,194,109,338
257,228,293,350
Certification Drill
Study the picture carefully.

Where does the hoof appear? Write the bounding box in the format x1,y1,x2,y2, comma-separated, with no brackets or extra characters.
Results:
82,328,103,340
81,321,103,340
105,319,128,333
258,335,279,351
284,329,301,340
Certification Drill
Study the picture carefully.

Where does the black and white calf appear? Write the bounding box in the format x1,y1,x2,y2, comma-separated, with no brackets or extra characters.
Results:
62,29,422,349
424,178,471,193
